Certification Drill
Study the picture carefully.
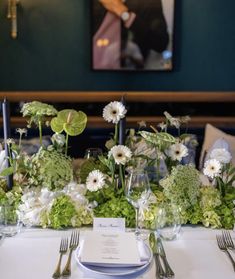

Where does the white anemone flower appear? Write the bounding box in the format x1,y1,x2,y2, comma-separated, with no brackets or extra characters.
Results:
103,101,127,124
166,143,188,161
86,170,106,192
210,148,232,164
203,159,221,179
108,145,132,165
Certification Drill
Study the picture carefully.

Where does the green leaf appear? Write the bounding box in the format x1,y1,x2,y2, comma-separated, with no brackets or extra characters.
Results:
51,109,87,136
139,131,176,146
0,166,14,176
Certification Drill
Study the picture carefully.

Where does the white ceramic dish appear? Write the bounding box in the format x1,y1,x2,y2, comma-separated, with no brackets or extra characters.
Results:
74,242,152,276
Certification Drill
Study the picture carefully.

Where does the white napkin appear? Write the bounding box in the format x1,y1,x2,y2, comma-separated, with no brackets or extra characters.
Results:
137,240,150,262
78,239,150,266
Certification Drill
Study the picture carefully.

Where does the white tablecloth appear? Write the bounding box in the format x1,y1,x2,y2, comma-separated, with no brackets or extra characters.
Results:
0,226,235,279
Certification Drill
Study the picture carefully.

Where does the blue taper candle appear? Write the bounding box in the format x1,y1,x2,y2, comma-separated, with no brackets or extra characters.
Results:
2,98,13,190
119,96,126,145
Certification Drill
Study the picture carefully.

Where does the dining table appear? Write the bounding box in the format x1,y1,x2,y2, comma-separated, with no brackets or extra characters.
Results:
0,225,234,279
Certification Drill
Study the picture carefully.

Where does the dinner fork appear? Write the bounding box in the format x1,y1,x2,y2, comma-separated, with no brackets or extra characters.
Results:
216,235,235,271
222,230,235,251
62,230,80,277
52,237,68,278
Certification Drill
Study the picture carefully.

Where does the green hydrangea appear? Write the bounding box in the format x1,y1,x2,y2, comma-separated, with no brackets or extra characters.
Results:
160,165,201,210
46,195,93,229
28,147,73,190
48,195,77,229
94,196,135,227
200,186,221,210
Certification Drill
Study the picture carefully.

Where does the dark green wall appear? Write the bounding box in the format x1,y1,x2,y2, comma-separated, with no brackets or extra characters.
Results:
0,0,235,91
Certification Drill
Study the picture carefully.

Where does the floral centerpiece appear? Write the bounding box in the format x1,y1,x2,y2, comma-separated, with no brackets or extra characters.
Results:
0,100,235,230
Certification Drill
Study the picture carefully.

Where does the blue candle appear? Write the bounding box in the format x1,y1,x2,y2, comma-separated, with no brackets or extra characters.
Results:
2,98,13,190
119,96,126,145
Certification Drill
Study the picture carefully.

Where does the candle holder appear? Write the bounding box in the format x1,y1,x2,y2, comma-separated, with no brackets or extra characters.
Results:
7,0,20,39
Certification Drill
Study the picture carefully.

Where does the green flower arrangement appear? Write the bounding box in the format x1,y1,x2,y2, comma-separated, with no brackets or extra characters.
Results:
0,101,234,231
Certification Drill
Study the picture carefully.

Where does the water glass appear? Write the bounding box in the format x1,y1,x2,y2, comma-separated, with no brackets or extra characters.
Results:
155,202,181,241
0,205,22,237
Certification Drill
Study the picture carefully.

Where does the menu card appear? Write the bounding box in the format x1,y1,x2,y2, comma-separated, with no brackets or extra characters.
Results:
80,231,141,267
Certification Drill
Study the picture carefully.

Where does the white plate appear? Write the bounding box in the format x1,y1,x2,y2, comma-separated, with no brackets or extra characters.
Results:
74,242,152,276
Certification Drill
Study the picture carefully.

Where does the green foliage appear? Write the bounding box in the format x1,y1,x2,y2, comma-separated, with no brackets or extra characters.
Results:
21,101,58,127
94,196,135,227
160,165,201,210
215,186,235,229
28,147,73,190
48,195,77,229
139,131,176,150
51,109,87,136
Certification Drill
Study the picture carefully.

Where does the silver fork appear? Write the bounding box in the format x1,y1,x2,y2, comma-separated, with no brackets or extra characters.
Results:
62,230,80,277
216,235,235,271
222,230,235,251
52,237,68,278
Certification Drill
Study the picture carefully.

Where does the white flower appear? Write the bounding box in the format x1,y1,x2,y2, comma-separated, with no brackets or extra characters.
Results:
203,159,221,179
166,143,188,161
6,138,15,145
86,170,105,192
108,145,132,165
0,150,7,175
103,101,127,124
158,122,167,130
51,133,66,147
16,128,27,136
210,148,232,164
164,111,181,129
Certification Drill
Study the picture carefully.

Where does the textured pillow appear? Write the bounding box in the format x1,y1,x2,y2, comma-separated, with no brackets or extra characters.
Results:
199,124,235,169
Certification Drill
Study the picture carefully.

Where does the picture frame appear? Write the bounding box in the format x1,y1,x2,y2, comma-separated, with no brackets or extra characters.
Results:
91,0,175,71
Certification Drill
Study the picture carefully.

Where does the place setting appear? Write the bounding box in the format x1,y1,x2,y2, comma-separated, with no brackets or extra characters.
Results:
216,230,235,272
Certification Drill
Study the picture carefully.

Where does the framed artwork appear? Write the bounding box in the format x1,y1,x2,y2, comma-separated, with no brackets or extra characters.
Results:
91,0,175,71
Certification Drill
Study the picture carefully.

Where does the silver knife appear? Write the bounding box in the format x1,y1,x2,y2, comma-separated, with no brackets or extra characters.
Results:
149,232,165,279
157,237,175,278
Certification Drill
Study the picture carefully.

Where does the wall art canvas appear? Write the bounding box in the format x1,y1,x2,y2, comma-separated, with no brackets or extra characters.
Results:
91,0,175,71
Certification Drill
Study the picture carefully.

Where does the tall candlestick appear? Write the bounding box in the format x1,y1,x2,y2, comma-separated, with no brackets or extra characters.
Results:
119,96,126,145
2,98,13,190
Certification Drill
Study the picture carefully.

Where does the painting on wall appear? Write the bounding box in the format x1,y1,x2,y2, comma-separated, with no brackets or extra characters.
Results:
91,0,175,71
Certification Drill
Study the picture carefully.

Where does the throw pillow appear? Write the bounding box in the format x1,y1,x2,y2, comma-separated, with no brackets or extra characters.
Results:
199,124,235,169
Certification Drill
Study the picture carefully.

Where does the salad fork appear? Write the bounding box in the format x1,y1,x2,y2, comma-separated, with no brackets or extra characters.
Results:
222,230,235,251
62,230,80,277
52,237,68,278
216,235,235,271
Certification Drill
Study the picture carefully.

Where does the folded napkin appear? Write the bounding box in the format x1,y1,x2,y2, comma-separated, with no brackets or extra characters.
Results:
78,239,150,267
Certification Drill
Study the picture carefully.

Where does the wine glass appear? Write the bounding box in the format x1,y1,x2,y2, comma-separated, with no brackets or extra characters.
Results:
155,202,181,241
125,169,151,238
84,148,102,160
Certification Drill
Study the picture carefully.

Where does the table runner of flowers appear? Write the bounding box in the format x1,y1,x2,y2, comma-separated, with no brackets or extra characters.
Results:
0,100,235,230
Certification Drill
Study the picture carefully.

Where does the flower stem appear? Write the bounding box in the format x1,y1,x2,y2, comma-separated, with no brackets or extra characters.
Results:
119,164,125,190
114,124,118,145
38,120,43,146
65,133,69,156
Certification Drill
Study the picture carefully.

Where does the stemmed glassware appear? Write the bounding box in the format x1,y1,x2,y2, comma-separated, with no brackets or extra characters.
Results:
155,202,181,241
125,169,151,237
84,148,102,160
